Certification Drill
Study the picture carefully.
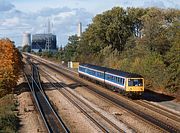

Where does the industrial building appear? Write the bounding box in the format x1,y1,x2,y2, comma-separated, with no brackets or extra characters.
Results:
31,33,57,52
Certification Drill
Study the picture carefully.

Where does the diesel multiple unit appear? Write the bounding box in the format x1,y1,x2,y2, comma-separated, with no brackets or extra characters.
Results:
78,64,144,96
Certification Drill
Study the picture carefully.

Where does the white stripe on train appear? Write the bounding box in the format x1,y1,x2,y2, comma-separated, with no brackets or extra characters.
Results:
79,71,126,90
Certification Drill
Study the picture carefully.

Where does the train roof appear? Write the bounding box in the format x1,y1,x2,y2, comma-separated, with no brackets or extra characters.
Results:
79,63,143,78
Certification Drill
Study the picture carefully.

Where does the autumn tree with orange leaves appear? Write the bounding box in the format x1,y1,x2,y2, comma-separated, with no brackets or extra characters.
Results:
0,39,23,97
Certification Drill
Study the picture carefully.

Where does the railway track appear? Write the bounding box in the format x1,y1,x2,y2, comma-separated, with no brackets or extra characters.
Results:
26,54,180,132
135,100,180,123
24,62,70,133
39,67,131,132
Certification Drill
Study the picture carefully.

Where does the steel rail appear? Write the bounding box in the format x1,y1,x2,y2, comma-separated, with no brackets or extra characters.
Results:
31,56,180,133
24,62,70,133
38,57,180,127
144,99,180,116
136,100,180,124
39,68,125,132
23,72,51,133
32,64,70,133
26,53,180,132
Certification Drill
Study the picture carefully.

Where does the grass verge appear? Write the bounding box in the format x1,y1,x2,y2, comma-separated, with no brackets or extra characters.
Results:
0,94,20,133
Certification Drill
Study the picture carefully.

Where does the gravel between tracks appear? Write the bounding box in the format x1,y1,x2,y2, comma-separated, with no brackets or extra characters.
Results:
40,65,162,133
41,76,100,132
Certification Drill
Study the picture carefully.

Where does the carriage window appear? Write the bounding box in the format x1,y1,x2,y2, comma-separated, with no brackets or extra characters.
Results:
116,77,119,83
128,79,143,86
122,79,124,84
100,73,103,77
80,67,86,72
112,76,115,81
115,77,118,82
97,72,100,77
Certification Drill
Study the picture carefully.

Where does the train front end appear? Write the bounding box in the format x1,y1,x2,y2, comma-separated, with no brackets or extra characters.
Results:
126,78,144,96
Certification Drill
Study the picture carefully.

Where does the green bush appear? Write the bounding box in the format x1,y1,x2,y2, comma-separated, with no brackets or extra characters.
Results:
0,95,20,132
0,114,19,132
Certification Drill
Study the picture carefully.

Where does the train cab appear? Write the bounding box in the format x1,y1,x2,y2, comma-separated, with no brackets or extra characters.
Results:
126,78,144,95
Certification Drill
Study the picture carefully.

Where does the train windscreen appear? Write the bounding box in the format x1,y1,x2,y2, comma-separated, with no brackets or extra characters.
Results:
128,79,143,86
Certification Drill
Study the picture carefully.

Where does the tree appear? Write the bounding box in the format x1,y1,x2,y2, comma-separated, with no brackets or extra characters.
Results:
64,35,79,61
22,45,31,52
164,21,180,92
60,7,180,94
0,39,23,97
105,7,132,51
127,7,147,37
76,7,134,62
140,8,172,55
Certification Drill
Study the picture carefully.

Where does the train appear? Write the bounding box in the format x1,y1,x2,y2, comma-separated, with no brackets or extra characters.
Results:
78,63,144,96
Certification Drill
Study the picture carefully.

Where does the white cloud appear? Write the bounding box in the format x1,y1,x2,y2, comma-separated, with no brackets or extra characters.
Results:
54,11,76,19
2,17,19,26
0,0,179,46
0,4,93,46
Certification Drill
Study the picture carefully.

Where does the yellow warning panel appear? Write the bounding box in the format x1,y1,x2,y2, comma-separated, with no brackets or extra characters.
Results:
68,61,79,68
72,62,79,68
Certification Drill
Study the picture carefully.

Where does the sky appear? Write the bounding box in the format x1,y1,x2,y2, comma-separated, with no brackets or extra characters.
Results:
0,0,179,47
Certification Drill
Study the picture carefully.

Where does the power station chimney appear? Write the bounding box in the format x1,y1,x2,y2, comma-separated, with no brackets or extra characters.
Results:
47,19,51,34
77,22,82,37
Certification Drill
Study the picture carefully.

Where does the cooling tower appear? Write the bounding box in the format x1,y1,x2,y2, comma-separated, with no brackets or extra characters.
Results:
22,33,31,47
